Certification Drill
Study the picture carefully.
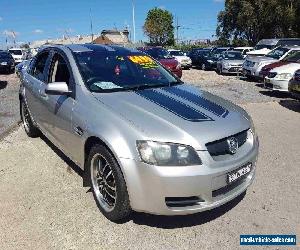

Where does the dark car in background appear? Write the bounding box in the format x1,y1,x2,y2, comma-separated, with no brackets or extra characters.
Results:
138,47,182,78
289,69,300,100
0,51,15,73
189,48,214,70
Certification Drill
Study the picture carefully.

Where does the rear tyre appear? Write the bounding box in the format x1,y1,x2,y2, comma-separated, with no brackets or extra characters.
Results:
86,144,131,222
20,100,40,137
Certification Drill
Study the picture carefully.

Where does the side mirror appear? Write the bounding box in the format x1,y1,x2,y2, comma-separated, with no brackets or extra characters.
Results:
45,82,71,96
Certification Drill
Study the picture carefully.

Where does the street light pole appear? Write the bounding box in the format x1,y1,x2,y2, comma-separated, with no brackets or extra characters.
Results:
132,0,136,44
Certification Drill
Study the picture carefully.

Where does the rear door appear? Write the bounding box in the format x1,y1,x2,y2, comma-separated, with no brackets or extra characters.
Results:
37,50,77,152
23,50,51,127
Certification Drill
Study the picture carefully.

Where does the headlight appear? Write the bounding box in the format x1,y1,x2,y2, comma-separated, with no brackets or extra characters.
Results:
224,62,230,68
207,60,213,63
275,73,292,80
136,141,202,166
1,62,8,65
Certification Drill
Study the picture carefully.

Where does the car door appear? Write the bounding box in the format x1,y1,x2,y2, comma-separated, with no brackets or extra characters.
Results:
37,50,76,152
23,50,51,127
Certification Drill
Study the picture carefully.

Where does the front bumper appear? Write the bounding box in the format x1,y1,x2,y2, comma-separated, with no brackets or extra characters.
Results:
120,136,259,215
181,62,192,68
222,66,243,74
171,68,183,78
242,66,263,79
264,77,289,92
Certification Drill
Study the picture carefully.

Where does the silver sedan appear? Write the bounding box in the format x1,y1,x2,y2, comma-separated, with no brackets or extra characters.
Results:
19,44,259,221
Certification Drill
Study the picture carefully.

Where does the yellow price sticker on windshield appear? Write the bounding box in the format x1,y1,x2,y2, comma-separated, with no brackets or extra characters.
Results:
128,55,158,68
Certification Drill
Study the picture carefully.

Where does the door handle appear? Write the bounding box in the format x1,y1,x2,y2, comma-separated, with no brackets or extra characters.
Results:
39,91,47,98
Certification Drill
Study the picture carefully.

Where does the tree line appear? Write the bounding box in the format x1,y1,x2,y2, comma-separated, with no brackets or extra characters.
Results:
143,2,300,47
216,0,300,46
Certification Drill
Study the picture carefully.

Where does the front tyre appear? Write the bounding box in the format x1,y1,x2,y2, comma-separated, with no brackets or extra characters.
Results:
20,100,40,137
87,144,131,221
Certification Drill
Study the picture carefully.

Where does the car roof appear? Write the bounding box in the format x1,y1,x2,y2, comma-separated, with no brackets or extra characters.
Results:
41,44,141,55
234,47,253,49
257,38,300,45
280,45,300,50
224,50,242,53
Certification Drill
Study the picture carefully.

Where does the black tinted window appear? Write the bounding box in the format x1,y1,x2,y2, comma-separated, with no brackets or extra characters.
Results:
0,52,13,59
49,54,71,85
32,52,49,81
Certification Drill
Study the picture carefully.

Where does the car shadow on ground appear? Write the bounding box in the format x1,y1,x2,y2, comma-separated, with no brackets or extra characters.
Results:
129,192,246,229
255,83,265,89
0,81,8,90
259,90,291,99
279,99,300,113
39,134,246,228
240,76,260,82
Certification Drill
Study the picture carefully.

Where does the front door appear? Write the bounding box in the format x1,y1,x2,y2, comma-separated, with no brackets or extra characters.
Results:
37,51,76,153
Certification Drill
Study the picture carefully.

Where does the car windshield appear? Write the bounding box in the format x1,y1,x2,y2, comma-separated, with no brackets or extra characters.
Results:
0,52,12,59
144,48,173,59
266,47,289,59
282,51,300,63
74,51,181,92
222,52,244,60
9,50,22,55
212,49,228,58
169,50,184,56
254,44,274,50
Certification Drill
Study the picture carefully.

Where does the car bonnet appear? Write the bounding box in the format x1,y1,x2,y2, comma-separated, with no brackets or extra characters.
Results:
92,84,250,149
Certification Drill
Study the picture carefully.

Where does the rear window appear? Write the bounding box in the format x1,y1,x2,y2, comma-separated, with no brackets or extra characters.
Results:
277,40,300,46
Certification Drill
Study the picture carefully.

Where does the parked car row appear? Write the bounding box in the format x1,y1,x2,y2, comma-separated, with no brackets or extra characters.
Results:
0,47,33,74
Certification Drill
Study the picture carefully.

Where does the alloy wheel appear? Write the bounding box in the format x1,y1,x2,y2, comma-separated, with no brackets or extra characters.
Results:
91,153,117,212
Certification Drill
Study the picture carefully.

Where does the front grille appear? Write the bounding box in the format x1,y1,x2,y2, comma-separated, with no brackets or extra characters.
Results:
206,129,248,156
228,67,241,72
268,72,277,78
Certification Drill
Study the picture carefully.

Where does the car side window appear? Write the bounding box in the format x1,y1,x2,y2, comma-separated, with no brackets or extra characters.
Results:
49,53,71,86
32,52,49,81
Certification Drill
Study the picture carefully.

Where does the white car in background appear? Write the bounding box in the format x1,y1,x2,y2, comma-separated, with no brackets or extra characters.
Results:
264,63,300,92
9,48,25,64
233,47,254,58
242,46,300,80
168,49,192,69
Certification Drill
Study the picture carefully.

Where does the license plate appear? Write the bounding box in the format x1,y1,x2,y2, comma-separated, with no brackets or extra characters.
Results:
227,163,252,184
